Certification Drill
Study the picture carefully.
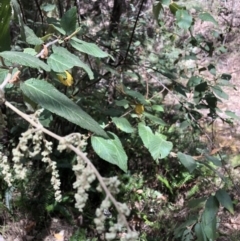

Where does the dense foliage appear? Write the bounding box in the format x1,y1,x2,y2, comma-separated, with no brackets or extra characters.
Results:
0,0,239,240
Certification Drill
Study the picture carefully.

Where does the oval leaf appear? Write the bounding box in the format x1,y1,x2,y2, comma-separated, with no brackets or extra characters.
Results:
225,111,240,121
138,123,154,149
143,112,166,126
60,7,77,35
20,79,107,138
199,12,218,25
152,2,163,21
211,85,229,100
91,132,127,172
194,223,207,241
24,25,43,45
138,123,172,160
112,117,135,133
70,38,109,58
0,51,50,71
47,53,74,72
47,46,93,79
169,2,185,15
148,133,173,160
201,196,219,240
176,9,192,30
177,152,197,173
216,189,234,214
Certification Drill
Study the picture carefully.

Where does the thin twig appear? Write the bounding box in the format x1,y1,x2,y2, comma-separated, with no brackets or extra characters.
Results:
0,72,12,90
35,39,59,58
123,0,145,64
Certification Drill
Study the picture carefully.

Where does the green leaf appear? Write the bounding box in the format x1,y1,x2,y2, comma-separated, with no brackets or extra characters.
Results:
41,3,56,12
205,94,218,108
160,0,170,4
138,123,154,149
20,79,107,138
24,25,43,45
205,155,222,167
0,0,11,51
215,189,234,214
188,197,206,209
195,82,208,92
50,24,66,35
39,109,53,128
47,46,93,79
177,152,197,173
187,76,203,88
152,1,163,21
208,64,216,76
124,88,148,105
115,99,129,107
143,112,166,126
138,123,172,160
0,69,8,83
157,175,173,194
24,48,37,56
148,133,173,160
174,218,197,238
152,105,164,112
179,120,190,130
211,85,229,100
199,12,218,25
176,9,192,30
47,53,73,71
220,73,231,81
201,196,219,240
91,132,128,172
0,51,50,71
194,223,207,241
112,117,135,133
159,68,178,80
70,38,109,58
60,7,77,35
169,3,185,15
225,111,240,120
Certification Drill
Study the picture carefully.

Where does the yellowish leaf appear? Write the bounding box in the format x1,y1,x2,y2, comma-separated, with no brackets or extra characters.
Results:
57,71,73,86
135,104,144,115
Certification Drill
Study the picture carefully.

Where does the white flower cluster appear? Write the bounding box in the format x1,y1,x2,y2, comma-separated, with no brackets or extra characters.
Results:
100,176,121,194
57,133,93,211
58,133,88,152
95,176,138,240
12,128,34,180
94,197,138,240
42,139,62,202
0,152,13,186
94,198,110,233
73,156,96,211
11,124,61,201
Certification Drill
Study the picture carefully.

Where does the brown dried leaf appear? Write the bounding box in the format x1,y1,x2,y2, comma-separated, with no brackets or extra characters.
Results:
210,148,222,155
9,70,21,83
40,45,48,59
